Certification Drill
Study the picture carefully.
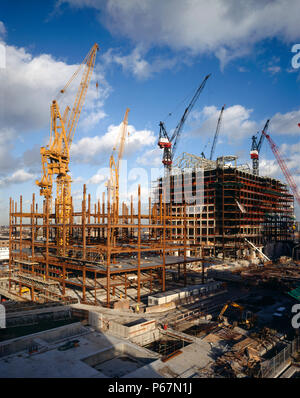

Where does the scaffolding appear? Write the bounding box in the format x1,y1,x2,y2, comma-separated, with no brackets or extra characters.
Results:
9,184,201,307
153,157,295,259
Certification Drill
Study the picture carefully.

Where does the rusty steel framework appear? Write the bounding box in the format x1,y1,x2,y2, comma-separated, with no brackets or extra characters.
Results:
8,185,201,307
153,157,295,259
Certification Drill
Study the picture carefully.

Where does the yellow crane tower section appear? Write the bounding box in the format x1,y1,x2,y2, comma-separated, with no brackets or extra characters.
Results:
109,108,130,222
36,43,99,253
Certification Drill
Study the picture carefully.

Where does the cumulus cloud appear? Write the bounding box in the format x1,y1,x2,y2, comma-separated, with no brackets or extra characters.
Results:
0,169,36,187
71,122,156,164
0,128,19,174
0,21,6,38
88,170,109,185
0,42,107,133
259,158,281,178
136,148,162,167
0,39,109,187
59,0,300,67
269,109,300,135
102,47,182,79
191,104,258,141
259,140,300,199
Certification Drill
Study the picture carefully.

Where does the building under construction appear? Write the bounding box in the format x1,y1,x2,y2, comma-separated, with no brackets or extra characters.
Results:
3,43,300,380
7,153,295,307
153,153,295,259
5,43,297,308
8,184,204,307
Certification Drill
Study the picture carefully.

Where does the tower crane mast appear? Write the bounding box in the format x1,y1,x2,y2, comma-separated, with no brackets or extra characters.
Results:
36,43,99,253
251,119,270,176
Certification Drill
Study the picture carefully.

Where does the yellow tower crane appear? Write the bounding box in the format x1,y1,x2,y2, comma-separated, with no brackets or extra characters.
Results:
108,108,130,223
36,43,99,253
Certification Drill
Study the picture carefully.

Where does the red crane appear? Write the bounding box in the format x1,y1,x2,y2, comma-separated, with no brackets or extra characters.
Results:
262,129,300,207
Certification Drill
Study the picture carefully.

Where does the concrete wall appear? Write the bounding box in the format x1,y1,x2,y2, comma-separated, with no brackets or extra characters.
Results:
81,341,158,368
130,329,160,346
0,322,86,358
82,344,123,367
6,307,72,328
109,319,156,339
88,311,103,330
148,281,222,306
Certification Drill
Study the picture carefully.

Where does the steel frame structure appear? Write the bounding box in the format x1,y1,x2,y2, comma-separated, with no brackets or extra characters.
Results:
8,185,201,307
153,160,295,259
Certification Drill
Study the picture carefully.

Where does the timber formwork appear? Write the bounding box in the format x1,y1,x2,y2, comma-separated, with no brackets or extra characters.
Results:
8,185,201,307
153,162,294,259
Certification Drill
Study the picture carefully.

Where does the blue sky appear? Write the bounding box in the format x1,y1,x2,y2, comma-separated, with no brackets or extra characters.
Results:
0,0,300,223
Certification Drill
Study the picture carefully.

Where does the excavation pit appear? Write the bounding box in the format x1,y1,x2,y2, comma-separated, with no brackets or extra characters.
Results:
182,322,219,338
143,336,192,358
81,343,156,377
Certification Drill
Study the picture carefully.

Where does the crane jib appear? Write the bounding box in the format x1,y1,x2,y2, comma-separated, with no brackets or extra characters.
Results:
159,73,211,169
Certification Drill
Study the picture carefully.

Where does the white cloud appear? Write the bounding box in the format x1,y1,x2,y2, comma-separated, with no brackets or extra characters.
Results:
267,65,281,74
136,148,162,167
0,128,19,173
269,110,300,135
0,42,108,133
259,158,281,178
0,21,6,38
71,122,156,164
88,170,108,185
0,169,36,187
60,0,300,67
71,176,84,184
0,40,109,187
259,140,300,199
102,47,181,79
191,104,258,141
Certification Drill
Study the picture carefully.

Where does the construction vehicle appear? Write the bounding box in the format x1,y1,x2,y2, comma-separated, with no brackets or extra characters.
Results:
158,74,211,172
36,43,99,254
250,119,270,176
218,301,257,329
20,287,30,295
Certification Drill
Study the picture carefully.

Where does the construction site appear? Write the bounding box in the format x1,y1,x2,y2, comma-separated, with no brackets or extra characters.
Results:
1,43,300,379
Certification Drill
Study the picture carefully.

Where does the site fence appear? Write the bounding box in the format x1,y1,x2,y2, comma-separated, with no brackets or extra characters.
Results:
260,336,300,378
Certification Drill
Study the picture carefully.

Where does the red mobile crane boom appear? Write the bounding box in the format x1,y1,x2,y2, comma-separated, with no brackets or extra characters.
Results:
262,129,300,207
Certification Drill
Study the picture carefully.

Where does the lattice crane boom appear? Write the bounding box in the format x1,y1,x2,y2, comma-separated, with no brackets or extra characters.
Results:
36,43,99,202
65,43,99,148
109,108,130,222
250,119,270,176
36,43,99,253
209,104,225,160
263,130,300,207
158,73,211,171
